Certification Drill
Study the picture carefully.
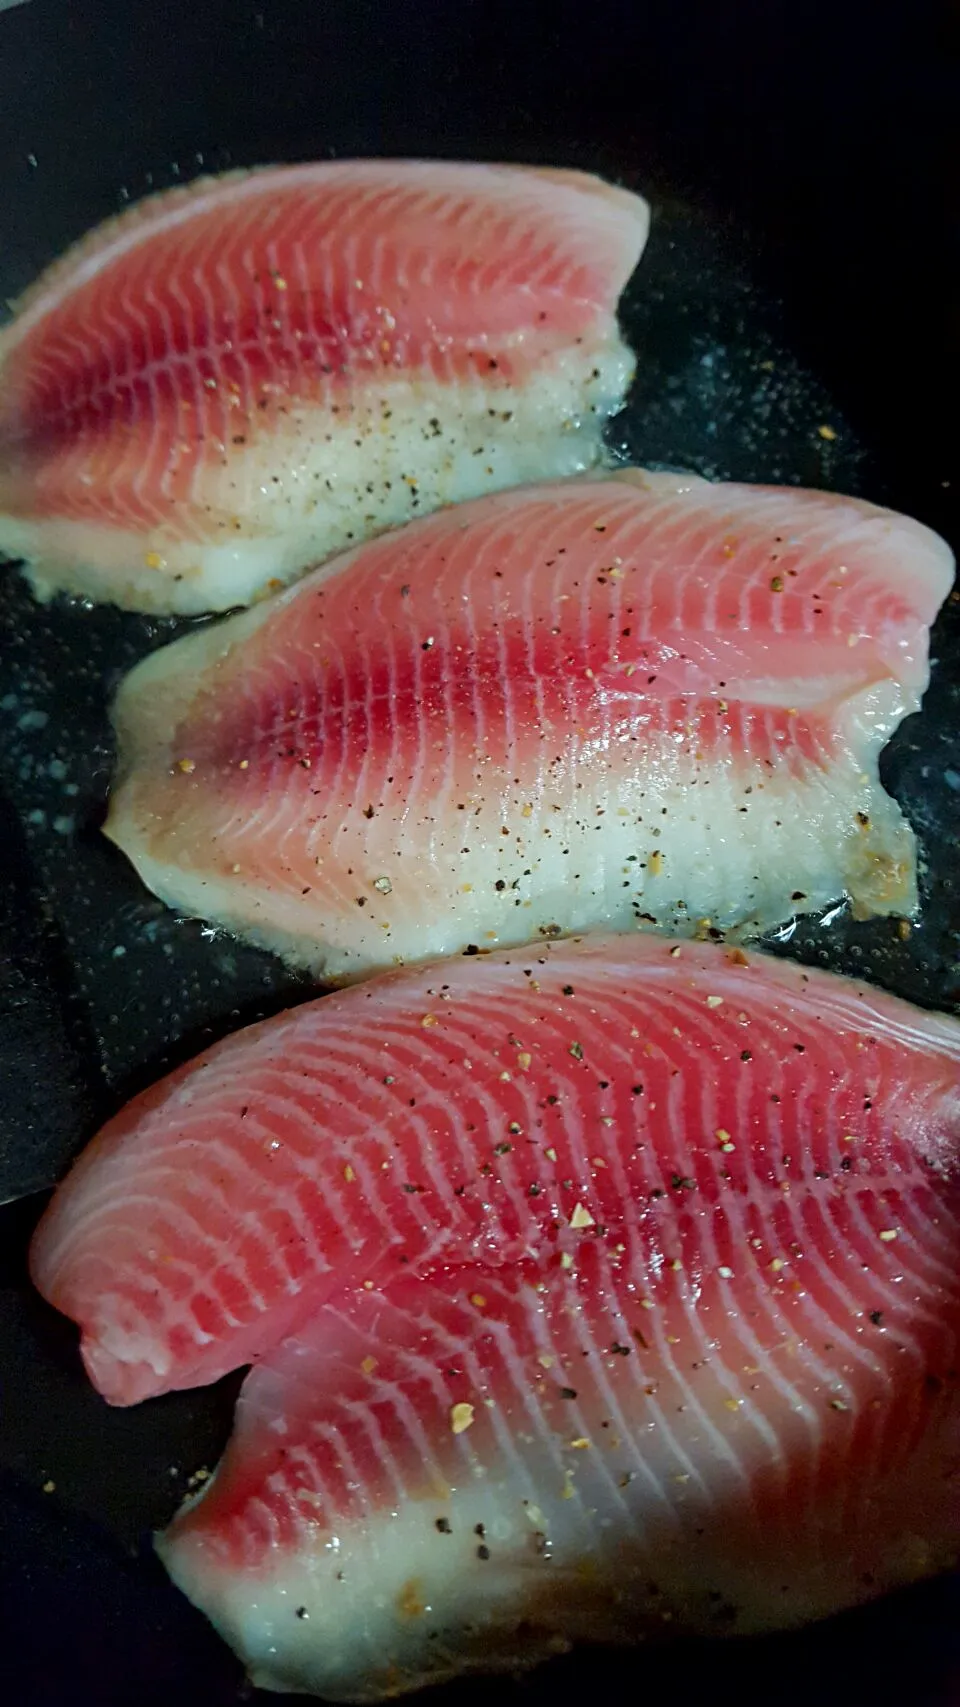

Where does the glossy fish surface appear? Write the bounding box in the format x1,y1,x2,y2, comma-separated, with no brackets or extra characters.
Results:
105,471,953,980
31,934,960,1418
159,1223,960,1700
0,161,647,612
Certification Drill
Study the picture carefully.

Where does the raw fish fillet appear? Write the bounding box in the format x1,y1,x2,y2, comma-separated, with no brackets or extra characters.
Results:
159,1231,960,1701
0,161,647,613
105,471,953,980
31,934,960,1410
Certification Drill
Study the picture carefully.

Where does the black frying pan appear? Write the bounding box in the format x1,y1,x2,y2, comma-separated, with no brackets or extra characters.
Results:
0,2,957,1702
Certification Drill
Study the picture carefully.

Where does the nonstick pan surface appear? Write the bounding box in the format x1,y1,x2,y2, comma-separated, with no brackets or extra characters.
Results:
0,3,956,1703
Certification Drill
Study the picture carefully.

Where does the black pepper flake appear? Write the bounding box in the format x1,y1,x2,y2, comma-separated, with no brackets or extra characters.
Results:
474,1523,486,1537
670,1174,696,1191
402,1183,423,1194
562,985,575,996
713,1603,739,1625
494,1141,513,1155
869,1310,884,1326
435,1517,452,1534
363,804,375,819
632,1084,644,1096
476,1544,491,1561
296,1606,309,1619
740,1049,753,1062
527,1183,542,1197
559,1386,578,1400
610,1342,631,1356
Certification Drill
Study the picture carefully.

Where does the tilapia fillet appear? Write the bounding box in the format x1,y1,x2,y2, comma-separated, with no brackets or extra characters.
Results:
160,1237,960,1701
0,161,647,613
32,933,960,1698
31,934,960,1411
105,471,953,979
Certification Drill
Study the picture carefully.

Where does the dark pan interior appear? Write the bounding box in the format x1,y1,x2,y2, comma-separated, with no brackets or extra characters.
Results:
0,2,956,1703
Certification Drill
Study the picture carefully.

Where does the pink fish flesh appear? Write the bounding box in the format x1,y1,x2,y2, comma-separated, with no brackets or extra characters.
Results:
0,161,647,612
104,470,953,979
159,1230,960,1699
31,933,960,1415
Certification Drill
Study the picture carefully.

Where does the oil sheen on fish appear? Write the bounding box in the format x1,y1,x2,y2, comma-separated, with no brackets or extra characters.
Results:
158,1222,960,1701
104,471,953,979
31,934,960,1416
0,161,647,613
